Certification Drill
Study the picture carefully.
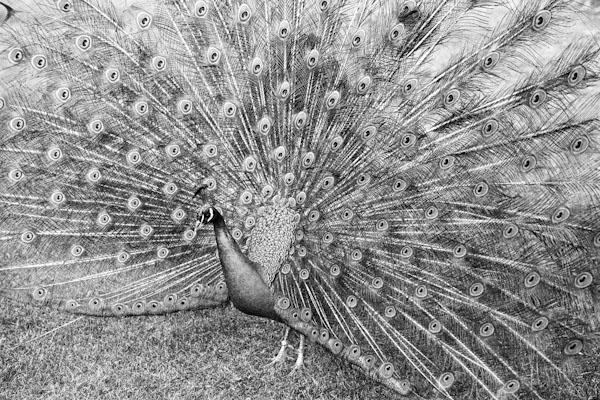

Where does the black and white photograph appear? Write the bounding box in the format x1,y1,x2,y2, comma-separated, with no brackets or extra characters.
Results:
1,1,599,399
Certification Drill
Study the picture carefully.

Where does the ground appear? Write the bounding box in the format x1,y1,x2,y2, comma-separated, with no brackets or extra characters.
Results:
0,299,398,400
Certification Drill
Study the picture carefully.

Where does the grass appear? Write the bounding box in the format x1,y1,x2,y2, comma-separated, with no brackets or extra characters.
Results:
0,298,398,400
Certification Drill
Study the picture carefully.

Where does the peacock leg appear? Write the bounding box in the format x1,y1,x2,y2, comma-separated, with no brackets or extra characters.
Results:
266,326,294,366
289,334,305,373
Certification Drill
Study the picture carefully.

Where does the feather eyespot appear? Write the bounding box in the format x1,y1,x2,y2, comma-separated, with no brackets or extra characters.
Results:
55,88,71,103
528,88,546,108
88,119,104,135
503,380,520,394
329,265,341,277
57,0,73,12
340,208,353,221
439,372,455,389
0,97,5,110
31,54,47,70
503,223,519,239
257,116,271,135
8,48,23,64
400,133,417,148
278,20,291,40
378,363,394,380
563,339,583,356
166,143,181,158
480,323,495,337
350,249,362,261
330,135,343,150
250,57,264,76
127,195,142,211
425,206,438,219
532,10,551,31
402,78,417,95
163,182,178,196
117,251,130,264
361,125,377,140
524,271,541,288
178,99,193,115
223,102,236,118
531,316,549,332
240,190,253,205
273,146,286,162
570,136,589,154
47,147,63,161
384,306,396,318
8,168,23,183
127,149,141,165
551,207,570,224
481,118,499,137
389,23,405,43
139,224,154,238
86,168,101,183
32,287,48,301
21,230,36,244
134,100,149,115
319,0,330,12
393,179,408,192
97,211,112,227
243,156,257,172
356,76,372,94
473,182,489,197
400,246,413,258
278,81,291,99
357,173,371,186
444,89,460,107
520,155,537,172
308,209,320,222
75,35,91,51
136,12,152,29
352,29,366,48
453,244,467,258
428,320,442,334
306,49,319,69
276,297,290,310
469,282,484,297
415,285,427,298
206,47,221,64
320,176,334,189
9,117,26,132
203,144,218,158
376,219,388,231
296,191,307,204
400,0,417,17
152,56,166,71
574,272,593,289
299,268,309,278
346,295,358,307
439,155,455,170
481,52,500,71
194,1,208,17
294,111,307,129
238,4,252,23
105,68,120,83
283,173,295,186
49,193,71,216
326,90,340,109
567,65,586,86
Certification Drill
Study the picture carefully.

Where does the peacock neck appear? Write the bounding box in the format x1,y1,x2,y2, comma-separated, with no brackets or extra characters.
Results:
212,216,281,322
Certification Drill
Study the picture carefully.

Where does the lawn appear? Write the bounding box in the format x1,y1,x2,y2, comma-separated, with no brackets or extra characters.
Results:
0,298,397,400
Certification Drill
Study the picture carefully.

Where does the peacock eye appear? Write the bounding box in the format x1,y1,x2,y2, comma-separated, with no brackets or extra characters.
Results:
389,23,405,43
57,0,72,12
319,0,329,12
31,54,47,70
402,78,418,94
481,118,499,137
444,89,460,107
481,51,500,71
136,12,152,29
238,4,252,23
194,1,208,17
356,76,371,94
250,57,264,75
278,20,290,39
352,29,365,48
207,47,221,64
76,35,92,51
8,48,24,64
532,10,551,31
306,49,319,69
528,88,547,108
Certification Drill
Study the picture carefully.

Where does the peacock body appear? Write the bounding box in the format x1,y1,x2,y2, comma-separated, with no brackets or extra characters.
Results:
1,0,599,398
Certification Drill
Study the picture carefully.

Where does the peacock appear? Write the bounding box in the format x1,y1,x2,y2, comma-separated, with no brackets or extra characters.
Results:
1,0,599,398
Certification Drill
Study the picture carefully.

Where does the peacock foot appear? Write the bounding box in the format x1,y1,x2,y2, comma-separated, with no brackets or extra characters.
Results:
266,327,294,367
288,334,305,375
